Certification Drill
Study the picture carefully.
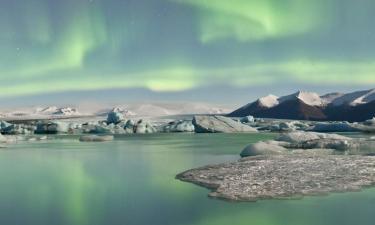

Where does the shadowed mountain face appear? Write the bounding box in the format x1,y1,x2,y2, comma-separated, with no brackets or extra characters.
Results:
325,101,375,122
228,99,327,121
228,89,375,122
228,100,268,118
258,99,327,121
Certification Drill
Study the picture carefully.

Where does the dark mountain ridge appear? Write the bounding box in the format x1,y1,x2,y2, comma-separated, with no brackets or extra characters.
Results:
228,89,375,122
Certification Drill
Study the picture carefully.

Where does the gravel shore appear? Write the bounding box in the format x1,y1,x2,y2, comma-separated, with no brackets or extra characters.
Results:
177,155,375,202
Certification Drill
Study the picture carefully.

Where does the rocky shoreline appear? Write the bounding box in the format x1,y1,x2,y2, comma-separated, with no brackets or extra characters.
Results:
176,131,375,202
177,154,375,202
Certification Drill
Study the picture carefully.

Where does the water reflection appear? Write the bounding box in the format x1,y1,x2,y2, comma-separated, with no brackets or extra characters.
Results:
0,133,374,225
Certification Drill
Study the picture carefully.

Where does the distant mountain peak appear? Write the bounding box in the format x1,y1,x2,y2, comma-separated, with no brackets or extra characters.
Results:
37,106,58,113
36,106,81,116
228,88,375,122
350,89,375,106
331,89,375,106
320,92,344,105
53,107,80,116
279,91,323,106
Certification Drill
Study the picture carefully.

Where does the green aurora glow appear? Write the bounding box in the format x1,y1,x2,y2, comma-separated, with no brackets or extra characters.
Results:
1,0,375,99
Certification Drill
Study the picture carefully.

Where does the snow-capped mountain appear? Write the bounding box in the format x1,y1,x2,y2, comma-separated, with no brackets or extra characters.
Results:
97,103,231,117
228,89,375,122
0,106,84,120
52,107,80,116
35,106,58,114
228,91,326,120
36,106,81,116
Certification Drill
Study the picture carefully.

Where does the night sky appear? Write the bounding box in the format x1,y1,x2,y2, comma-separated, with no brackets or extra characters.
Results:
1,0,375,106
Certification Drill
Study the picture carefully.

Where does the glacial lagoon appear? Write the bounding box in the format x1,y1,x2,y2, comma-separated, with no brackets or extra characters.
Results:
1,133,375,225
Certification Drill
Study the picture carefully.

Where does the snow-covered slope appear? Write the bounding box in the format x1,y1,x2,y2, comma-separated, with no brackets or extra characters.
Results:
253,89,375,108
93,103,230,117
258,95,279,108
35,106,58,114
0,102,230,120
0,106,84,120
36,106,81,116
124,103,230,116
53,107,81,116
229,88,375,121
132,104,172,116
176,102,230,115
278,91,323,106
320,92,345,105
331,89,375,106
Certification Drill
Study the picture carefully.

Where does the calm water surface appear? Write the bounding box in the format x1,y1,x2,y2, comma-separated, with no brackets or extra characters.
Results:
1,133,375,225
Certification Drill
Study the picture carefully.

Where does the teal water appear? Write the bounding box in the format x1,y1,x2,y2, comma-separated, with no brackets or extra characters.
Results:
1,133,375,225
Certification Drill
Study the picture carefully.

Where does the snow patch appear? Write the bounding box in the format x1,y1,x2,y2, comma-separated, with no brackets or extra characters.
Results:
331,89,375,106
36,106,81,116
320,92,344,105
279,91,323,106
258,95,279,108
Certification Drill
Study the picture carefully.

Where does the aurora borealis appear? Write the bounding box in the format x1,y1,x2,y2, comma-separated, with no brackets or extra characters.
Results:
1,0,375,104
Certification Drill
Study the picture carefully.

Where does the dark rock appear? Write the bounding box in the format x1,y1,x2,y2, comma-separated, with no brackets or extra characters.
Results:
79,135,114,142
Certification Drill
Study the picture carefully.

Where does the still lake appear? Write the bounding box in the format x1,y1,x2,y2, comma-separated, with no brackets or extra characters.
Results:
1,133,375,225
